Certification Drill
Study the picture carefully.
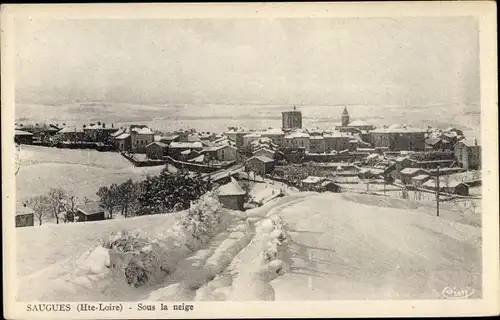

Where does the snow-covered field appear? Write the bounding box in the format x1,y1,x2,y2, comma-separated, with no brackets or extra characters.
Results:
16,188,481,301
15,145,174,206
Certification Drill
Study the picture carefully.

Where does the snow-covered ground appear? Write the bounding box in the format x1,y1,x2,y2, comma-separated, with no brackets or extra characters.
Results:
15,145,175,206
16,187,481,301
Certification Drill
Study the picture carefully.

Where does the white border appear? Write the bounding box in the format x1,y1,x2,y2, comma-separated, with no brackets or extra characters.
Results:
2,2,498,318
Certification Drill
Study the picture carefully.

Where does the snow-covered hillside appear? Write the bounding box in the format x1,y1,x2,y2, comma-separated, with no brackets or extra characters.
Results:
16,191,481,301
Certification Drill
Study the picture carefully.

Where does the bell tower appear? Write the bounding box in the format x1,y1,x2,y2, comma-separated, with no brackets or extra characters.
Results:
341,106,350,127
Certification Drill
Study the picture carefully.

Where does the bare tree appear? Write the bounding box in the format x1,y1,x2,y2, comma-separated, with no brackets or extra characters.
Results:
47,188,66,224
26,196,51,226
62,193,78,223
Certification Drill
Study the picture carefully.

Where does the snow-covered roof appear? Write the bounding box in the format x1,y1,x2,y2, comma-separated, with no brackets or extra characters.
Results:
400,168,425,175
323,131,351,138
217,178,246,196
59,126,84,133
160,135,180,141
170,142,203,149
146,141,168,148
253,147,275,155
285,131,310,139
371,124,425,134
310,136,325,140
347,120,371,127
395,156,409,162
302,176,326,184
249,155,274,163
412,174,430,181
111,129,126,137
130,125,154,135
114,133,131,140
15,130,33,136
190,155,205,163
77,202,104,215
16,203,34,215
244,133,262,138
261,128,284,136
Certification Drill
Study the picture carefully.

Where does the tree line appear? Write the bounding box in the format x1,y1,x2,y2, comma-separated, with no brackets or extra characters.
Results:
25,166,213,226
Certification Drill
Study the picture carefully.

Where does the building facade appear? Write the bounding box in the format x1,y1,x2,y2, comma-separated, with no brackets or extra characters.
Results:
309,136,326,153
145,141,168,159
454,138,481,170
130,125,155,153
245,156,275,176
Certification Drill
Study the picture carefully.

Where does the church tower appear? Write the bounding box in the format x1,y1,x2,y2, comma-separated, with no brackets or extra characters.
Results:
341,106,350,127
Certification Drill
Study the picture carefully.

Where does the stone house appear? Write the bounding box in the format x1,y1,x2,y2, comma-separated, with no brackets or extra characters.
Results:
454,138,481,170
216,178,246,211
145,141,169,159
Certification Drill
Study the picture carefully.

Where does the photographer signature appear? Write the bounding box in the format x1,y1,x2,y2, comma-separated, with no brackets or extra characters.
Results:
442,286,475,299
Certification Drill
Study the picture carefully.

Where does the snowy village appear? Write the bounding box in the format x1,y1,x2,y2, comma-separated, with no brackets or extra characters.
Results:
10,12,486,305
13,104,482,301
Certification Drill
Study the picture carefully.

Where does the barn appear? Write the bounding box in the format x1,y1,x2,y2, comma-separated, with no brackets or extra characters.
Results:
75,202,106,222
245,155,275,176
16,203,34,227
145,141,168,159
14,130,33,145
216,178,246,211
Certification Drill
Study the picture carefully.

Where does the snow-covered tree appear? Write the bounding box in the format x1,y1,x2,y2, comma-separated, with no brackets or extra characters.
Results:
26,195,51,226
47,188,66,224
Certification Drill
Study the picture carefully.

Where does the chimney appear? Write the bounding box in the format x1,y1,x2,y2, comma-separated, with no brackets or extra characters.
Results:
475,139,478,146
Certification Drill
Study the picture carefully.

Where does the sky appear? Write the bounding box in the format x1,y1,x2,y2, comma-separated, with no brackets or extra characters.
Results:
15,17,480,106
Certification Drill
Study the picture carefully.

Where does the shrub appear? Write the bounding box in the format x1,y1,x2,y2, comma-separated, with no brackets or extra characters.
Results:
100,230,170,287
179,192,225,251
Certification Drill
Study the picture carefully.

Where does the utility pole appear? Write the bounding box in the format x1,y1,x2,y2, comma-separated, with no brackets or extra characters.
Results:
436,165,440,217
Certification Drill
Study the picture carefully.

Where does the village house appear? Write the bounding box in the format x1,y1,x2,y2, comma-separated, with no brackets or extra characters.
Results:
253,147,276,159
83,122,119,142
320,180,342,193
158,134,180,145
216,178,246,211
16,203,34,228
454,138,481,170
250,137,277,153
168,141,203,159
369,125,426,151
57,126,85,142
301,176,327,191
14,130,33,145
224,128,248,149
202,144,239,162
130,125,155,153
245,155,275,176
323,131,352,152
399,167,429,185
411,174,431,188
260,128,285,147
75,202,106,222
114,132,131,152
145,141,169,159
243,132,262,149
309,136,326,153
422,179,469,196
284,131,310,151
